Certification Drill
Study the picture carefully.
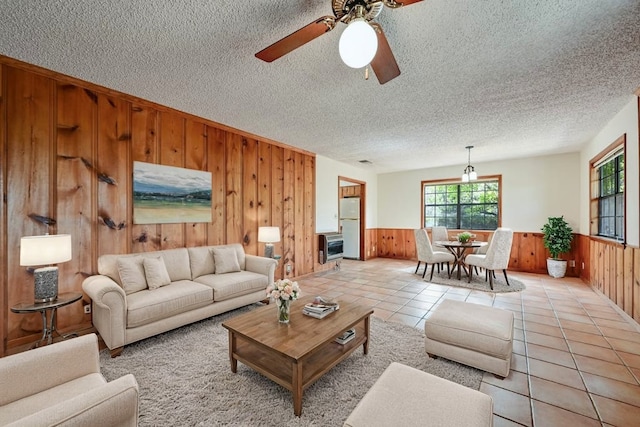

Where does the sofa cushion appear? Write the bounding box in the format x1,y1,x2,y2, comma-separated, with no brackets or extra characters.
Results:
143,256,171,290
194,271,268,302
98,248,191,286
126,280,213,328
188,246,216,278
156,248,192,282
0,373,106,425
212,247,241,274
116,256,147,295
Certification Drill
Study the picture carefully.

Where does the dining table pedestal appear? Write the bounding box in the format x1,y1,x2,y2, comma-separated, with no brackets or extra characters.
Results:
435,241,487,280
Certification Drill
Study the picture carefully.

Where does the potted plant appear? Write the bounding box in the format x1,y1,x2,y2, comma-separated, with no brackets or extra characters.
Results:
457,232,472,243
541,216,574,278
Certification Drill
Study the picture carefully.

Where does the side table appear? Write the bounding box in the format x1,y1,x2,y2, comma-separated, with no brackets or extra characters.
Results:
11,292,82,347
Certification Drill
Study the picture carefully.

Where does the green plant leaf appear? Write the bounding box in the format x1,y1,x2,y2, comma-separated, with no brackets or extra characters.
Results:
541,216,573,259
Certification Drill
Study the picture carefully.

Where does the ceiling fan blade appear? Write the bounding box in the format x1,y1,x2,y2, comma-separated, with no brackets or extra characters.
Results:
369,23,401,85
256,16,336,63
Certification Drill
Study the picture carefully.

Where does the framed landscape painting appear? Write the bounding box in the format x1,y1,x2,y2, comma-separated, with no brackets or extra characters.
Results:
133,161,212,224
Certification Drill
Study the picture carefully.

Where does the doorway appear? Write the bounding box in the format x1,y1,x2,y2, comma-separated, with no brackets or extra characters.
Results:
338,176,365,261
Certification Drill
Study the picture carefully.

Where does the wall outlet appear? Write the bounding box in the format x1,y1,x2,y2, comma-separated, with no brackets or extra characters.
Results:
84,304,91,314
286,264,292,274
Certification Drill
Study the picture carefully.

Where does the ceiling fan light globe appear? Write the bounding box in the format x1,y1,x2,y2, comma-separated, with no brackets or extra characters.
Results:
339,19,378,69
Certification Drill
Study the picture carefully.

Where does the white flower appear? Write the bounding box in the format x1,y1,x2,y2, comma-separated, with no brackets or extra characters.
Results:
267,279,300,302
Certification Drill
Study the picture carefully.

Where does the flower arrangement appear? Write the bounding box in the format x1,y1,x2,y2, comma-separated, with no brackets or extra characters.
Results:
266,279,301,323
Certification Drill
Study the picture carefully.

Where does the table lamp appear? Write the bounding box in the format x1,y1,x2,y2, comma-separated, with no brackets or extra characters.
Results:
258,226,280,258
20,234,72,303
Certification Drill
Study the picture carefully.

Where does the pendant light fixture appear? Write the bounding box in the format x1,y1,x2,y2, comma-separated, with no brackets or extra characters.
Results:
461,145,478,182
338,5,378,69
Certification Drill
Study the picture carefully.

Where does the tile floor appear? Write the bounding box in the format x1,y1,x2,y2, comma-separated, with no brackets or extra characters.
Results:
299,258,640,426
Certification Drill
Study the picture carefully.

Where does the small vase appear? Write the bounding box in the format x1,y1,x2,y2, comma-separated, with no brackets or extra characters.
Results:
277,299,291,323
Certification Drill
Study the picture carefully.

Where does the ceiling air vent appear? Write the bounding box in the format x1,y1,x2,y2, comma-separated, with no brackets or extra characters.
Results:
359,160,372,164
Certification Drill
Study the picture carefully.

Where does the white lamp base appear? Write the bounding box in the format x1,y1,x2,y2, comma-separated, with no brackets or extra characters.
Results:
34,266,59,303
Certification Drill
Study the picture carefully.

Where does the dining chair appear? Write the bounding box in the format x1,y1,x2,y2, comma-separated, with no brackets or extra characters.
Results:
465,228,514,290
431,226,449,250
414,229,455,281
431,226,450,272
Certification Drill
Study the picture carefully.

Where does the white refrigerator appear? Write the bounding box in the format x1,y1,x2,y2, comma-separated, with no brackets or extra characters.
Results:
340,197,360,259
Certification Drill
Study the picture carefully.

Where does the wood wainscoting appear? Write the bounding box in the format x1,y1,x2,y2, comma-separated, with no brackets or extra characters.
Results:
588,237,640,323
372,229,640,324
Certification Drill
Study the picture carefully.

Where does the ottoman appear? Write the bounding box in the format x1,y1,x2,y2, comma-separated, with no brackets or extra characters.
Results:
343,362,493,427
425,299,514,378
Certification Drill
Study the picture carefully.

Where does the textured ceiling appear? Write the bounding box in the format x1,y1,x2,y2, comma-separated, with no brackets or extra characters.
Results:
2,0,640,173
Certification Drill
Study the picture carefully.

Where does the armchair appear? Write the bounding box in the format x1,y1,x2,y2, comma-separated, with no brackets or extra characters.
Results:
0,334,139,426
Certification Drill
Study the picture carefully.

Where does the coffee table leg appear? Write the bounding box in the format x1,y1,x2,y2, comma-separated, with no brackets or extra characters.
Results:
293,361,303,416
363,316,370,355
228,331,237,373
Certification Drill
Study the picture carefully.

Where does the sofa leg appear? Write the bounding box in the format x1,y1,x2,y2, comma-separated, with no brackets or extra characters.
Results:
110,347,124,358
493,374,506,380
427,352,438,359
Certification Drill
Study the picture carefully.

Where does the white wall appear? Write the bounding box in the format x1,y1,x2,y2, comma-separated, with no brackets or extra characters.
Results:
580,96,639,247
315,97,638,242
315,155,378,232
377,153,581,232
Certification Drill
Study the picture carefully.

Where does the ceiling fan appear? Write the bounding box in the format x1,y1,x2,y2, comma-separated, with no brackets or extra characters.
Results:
255,0,424,85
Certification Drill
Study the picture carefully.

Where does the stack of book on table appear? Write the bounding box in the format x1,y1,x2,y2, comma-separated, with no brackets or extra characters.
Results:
302,296,339,319
335,328,356,345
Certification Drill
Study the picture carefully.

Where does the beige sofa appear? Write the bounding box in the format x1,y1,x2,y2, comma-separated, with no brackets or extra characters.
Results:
83,244,278,356
0,334,139,426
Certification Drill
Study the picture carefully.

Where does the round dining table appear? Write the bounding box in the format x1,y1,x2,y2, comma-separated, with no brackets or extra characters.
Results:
435,240,488,280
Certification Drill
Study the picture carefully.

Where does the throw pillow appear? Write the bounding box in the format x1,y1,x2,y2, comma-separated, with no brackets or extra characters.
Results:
211,247,241,274
117,256,147,294
143,256,172,290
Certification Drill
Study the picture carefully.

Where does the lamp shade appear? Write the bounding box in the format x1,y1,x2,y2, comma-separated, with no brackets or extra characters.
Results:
339,18,378,69
20,234,72,266
258,227,280,243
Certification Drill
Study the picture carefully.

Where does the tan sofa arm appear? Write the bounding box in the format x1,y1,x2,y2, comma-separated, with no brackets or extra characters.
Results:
7,374,139,427
0,334,100,406
245,255,278,285
82,276,127,351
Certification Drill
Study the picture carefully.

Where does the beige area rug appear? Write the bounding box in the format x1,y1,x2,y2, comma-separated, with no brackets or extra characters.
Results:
100,305,482,426
413,264,526,293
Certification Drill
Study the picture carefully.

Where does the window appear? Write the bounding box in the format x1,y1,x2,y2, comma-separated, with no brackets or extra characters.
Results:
590,137,625,241
422,177,501,230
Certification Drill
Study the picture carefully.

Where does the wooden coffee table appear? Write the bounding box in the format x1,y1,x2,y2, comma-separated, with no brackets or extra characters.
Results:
222,296,373,416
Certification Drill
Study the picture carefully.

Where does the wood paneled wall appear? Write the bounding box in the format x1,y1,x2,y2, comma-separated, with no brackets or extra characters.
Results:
588,237,640,323
0,57,316,354
375,228,583,276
